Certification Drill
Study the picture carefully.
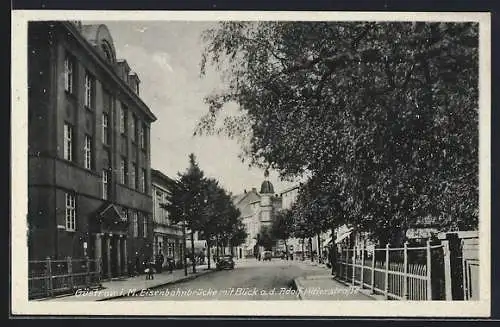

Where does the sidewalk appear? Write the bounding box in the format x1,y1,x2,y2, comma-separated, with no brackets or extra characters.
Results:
39,264,213,302
293,275,375,300
294,259,378,300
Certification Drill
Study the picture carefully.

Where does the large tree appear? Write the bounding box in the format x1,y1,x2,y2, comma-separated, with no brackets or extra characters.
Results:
164,153,207,273
257,225,275,251
271,208,295,258
197,21,479,245
200,177,247,263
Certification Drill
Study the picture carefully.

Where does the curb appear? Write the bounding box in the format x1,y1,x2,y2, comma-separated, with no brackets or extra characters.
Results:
33,284,105,301
330,277,383,301
293,275,382,301
291,278,304,300
97,269,216,301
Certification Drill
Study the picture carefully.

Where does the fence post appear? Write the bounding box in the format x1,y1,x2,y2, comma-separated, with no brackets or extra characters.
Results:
442,240,453,300
403,241,408,300
344,249,348,281
360,245,365,288
352,246,356,286
384,243,389,299
370,247,375,294
426,239,433,300
46,256,53,297
67,256,73,290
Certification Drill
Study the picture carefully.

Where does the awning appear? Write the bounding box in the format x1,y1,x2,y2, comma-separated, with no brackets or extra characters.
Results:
96,203,127,229
335,228,354,244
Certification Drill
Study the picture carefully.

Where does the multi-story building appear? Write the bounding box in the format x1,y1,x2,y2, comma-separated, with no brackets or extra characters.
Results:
232,176,282,257
151,169,183,265
27,21,156,278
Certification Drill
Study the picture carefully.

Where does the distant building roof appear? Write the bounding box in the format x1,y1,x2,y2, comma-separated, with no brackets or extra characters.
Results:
151,169,176,189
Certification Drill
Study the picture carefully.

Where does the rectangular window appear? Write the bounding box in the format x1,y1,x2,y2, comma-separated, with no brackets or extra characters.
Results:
64,55,74,94
102,170,109,200
102,113,109,145
131,163,137,189
155,191,162,223
120,105,127,134
167,242,174,258
63,123,73,161
131,115,137,142
139,124,145,149
120,157,128,184
141,168,147,193
143,215,148,238
65,193,76,231
141,124,147,149
84,135,92,169
122,208,129,222
84,72,95,108
131,211,138,237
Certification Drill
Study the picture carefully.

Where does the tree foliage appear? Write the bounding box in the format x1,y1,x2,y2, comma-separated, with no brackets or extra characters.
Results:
271,208,295,242
198,21,479,244
164,154,247,264
257,225,275,250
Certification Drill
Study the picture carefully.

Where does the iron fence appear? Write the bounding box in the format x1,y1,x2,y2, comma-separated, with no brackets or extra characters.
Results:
337,240,452,300
28,257,102,299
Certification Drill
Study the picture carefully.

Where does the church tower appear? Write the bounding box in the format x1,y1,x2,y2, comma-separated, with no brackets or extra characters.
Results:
259,169,274,226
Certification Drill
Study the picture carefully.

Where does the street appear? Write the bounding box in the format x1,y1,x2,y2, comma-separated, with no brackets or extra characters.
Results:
111,258,329,301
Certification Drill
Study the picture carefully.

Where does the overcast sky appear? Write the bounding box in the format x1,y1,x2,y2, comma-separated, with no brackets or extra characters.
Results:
91,21,296,195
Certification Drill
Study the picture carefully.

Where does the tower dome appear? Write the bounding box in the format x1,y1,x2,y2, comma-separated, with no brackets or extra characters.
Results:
260,180,274,194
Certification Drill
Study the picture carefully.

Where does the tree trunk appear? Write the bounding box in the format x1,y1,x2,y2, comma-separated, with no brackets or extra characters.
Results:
301,238,305,261
207,239,211,270
182,223,188,276
284,239,288,260
317,232,322,263
309,237,313,262
230,241,234,256
216,235,220,259
190,231,196,273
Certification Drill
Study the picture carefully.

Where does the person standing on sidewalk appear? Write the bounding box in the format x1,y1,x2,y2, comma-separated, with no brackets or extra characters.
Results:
329,245,337,276
155,252,164,274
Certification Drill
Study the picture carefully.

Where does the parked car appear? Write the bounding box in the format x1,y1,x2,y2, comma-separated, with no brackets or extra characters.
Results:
216,255,235,270
263,251,272,261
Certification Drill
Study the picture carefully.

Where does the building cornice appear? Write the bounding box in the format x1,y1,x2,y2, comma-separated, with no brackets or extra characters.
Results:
60,21,157,122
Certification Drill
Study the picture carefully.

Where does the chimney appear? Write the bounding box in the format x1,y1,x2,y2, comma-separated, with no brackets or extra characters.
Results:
128,72,140,95
115,60,130,82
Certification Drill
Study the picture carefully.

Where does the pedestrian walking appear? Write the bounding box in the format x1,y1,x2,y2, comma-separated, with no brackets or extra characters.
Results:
145,259,155,280
166,257,174,273
155,252,164,274
134,254,141,276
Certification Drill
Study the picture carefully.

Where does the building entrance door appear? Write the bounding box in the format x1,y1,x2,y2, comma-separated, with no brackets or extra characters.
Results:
110,236,118,277
101,238,109,278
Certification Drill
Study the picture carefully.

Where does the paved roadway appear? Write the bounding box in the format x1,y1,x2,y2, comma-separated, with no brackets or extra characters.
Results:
111,258,328,301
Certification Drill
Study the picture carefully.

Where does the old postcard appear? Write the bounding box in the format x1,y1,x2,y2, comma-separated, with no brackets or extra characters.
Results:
11,10,491,317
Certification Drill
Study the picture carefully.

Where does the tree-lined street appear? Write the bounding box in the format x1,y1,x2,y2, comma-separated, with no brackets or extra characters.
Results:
112,259,335,301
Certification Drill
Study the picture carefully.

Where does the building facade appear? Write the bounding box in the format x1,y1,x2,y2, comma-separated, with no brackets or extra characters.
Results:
27,21,156,278
151,169,183,265
232,177,282,257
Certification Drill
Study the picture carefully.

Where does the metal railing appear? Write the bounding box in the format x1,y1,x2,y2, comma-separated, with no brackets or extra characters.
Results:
337,240,452,301
28,257,102,299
